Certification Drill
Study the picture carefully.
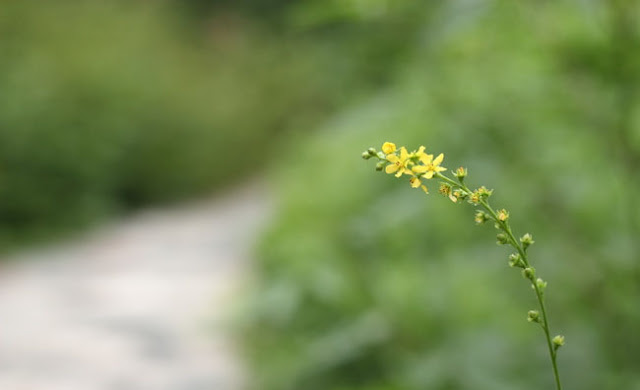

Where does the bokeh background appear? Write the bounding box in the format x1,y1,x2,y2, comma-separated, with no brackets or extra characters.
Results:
1,0,640,389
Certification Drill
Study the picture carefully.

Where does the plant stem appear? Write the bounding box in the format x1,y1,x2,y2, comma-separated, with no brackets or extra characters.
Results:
436,173,563,390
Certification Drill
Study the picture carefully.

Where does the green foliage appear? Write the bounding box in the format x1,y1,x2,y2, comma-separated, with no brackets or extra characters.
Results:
243,1,640,389
0,0,422,245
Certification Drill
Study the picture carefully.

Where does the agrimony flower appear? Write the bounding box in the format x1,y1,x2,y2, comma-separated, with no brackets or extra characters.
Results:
385,147,412,177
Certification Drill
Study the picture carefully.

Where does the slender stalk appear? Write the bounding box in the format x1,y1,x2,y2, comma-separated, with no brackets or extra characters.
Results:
436,173,563,390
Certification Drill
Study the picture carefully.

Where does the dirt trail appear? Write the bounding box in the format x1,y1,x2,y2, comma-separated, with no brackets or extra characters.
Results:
0,182,270,390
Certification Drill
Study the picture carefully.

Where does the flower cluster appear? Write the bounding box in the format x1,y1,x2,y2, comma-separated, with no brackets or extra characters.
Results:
362,141,565,390
362,142,446,194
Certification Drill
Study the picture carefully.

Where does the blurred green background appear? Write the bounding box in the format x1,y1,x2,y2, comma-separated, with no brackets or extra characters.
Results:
2,0,640,389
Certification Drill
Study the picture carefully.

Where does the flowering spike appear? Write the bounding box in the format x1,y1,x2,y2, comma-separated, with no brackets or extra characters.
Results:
361,142,563,388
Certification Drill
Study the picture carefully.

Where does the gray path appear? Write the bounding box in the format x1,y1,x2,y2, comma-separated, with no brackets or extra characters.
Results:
0,183,270,390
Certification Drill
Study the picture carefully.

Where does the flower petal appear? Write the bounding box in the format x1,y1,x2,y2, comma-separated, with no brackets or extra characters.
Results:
412,165,428,173
386,164,399,174
419,154,433,165
400,147,409,160
433,153,444,165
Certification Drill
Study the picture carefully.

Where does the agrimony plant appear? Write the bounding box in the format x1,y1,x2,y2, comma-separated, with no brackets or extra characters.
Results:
362,142,564,390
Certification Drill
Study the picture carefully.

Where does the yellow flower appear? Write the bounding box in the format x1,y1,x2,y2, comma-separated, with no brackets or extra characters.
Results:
381,142,396,155
385,147,412,177
417,152,447,179
410,177,428,193
438,182,457,202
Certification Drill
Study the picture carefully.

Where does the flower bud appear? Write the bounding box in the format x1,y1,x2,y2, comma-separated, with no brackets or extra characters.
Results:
475,210,489,225
362,151,372,160
552,335,565,349
454,166,467,180
508,253,523,268
520,233,534,249
497,209,509,222
477,186,493,198
536,278,547,291
522,267,536,281
439,183,452,197
527,310,540,323
496,233,509,245
453,189,467,201
367,147,378,156
381,142,396,154
375,161,386,171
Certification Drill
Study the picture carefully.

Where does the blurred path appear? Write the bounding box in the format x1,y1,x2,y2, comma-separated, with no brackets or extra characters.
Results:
0,182,269,390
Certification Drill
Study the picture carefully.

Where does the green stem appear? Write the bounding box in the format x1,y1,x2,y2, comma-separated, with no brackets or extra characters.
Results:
436,173,563,390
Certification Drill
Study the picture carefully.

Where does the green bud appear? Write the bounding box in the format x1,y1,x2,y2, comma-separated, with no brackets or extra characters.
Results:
552,335,565,349
454,166,468,180
477,186,493,198
453,189,467,201
522,267,536,281
377,151,386,159
367,147,377,156
527,310,540,323
536,278,547,291
375,161,385,171
520,233,534,249
508,253,523,268
362,151,372,160
474,210,488,225
497,209,509,222
496,233,509,245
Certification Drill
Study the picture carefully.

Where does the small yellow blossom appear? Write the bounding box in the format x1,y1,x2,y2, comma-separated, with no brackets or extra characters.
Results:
469,191,481,204
381,142,396,155
417,152,446,179
497,209,509,221
385,147,412,177
439,183,457,202
409,177,429,194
